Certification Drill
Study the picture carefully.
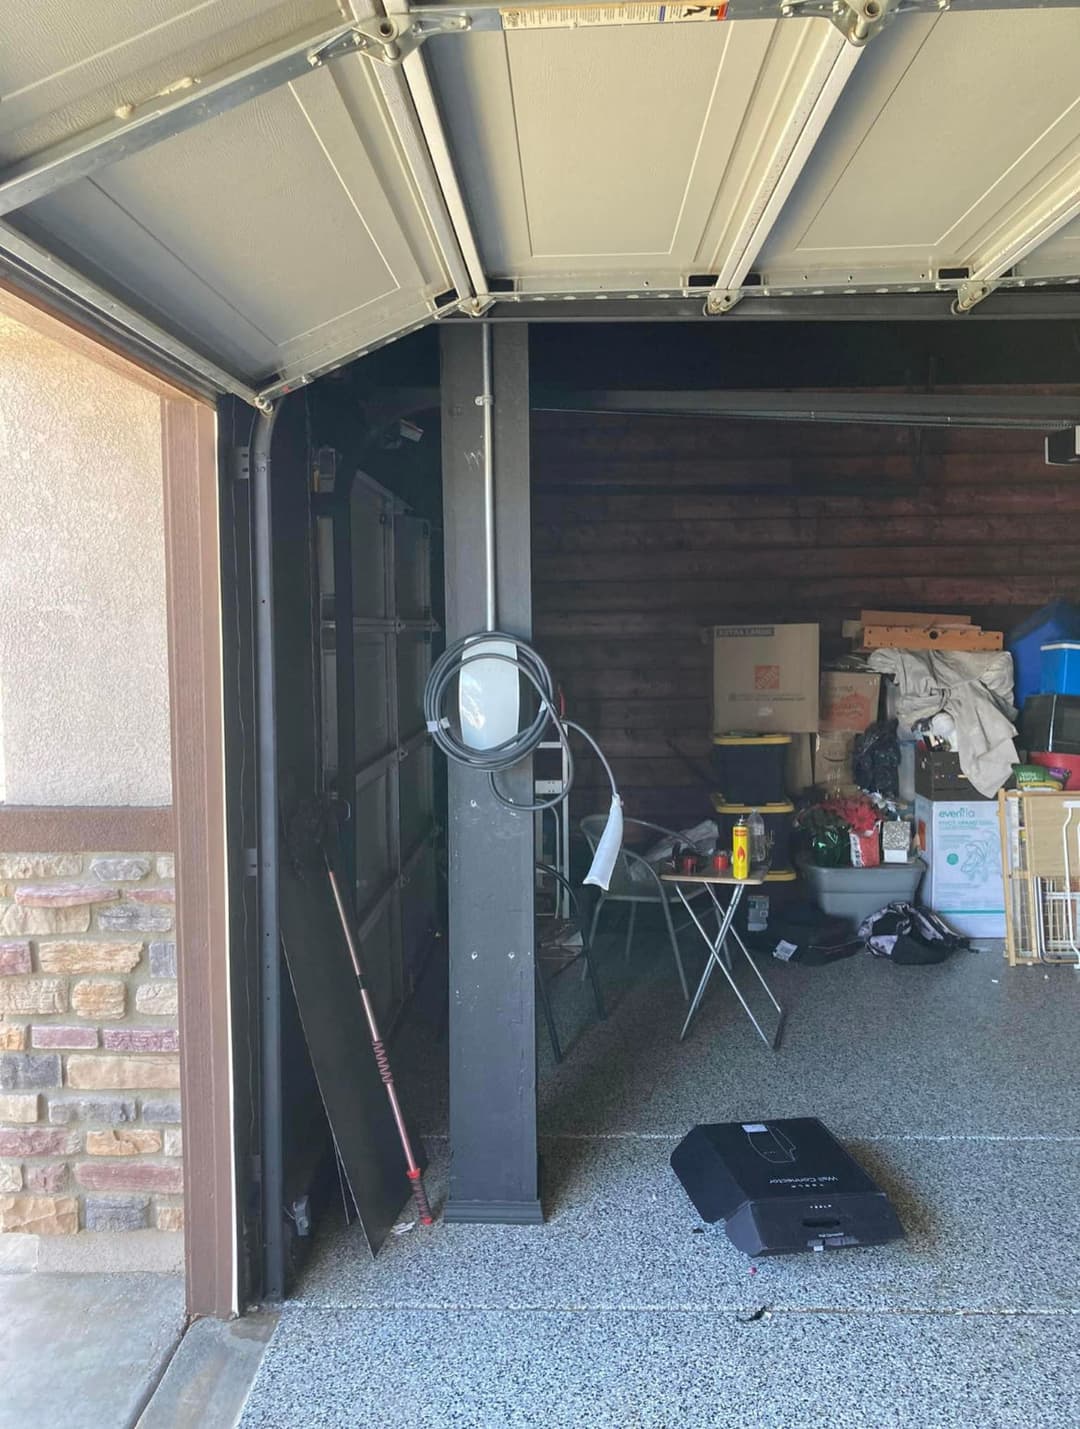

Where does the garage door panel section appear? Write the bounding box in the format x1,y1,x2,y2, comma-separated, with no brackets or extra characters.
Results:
427,20,799,285
693,18,855,281
354,637,392,766
422,33,523,279
1016,211,1080,281
352,478,390,619
6,45,451,385
0,0,341,164
758,8,1080,286
506,23,746,261
399,743,434,860
959,138,1080,282
355,771,395,914
97,89,405,330
10,186,283,376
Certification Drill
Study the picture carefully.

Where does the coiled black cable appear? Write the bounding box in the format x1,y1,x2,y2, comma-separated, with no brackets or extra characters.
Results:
424,632,617,813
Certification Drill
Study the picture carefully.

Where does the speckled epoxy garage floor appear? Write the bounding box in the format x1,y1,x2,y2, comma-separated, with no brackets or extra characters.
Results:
240,923,1080,1428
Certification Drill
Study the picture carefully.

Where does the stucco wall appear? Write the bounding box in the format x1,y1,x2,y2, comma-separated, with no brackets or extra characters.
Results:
0,314,171,805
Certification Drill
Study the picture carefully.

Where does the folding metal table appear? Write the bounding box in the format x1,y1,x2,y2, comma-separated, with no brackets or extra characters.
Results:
661,870,785,1049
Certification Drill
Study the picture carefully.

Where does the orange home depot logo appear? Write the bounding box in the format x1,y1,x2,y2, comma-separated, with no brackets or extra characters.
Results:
754,665,781,691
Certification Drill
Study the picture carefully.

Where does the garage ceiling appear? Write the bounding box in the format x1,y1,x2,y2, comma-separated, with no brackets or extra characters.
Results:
2,0,1079,406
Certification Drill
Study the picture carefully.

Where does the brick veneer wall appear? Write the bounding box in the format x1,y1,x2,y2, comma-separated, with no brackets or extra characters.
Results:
0,852,182,1237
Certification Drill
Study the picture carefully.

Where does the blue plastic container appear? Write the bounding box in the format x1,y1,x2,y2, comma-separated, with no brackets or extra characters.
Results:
1007,602,1080,706
1041,643,1080,696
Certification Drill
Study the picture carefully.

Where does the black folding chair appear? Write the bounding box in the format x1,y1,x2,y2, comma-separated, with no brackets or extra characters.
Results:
580,815,723,1002
535,863,605,1063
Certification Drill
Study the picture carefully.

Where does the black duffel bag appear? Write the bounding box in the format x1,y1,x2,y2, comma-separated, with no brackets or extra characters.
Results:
763,901,862,967
859,901,969,965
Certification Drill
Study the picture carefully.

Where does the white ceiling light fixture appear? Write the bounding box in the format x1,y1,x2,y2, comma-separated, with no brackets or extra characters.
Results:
953,152,1080,313
705,2,885,316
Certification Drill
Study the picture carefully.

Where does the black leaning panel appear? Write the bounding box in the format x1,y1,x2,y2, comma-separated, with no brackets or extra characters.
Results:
279,864,410,1256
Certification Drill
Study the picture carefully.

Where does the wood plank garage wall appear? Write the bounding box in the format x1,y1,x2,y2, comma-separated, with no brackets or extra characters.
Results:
532,409,1080,825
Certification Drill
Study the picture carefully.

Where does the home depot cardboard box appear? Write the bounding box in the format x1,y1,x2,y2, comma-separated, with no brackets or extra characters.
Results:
820,672,881,733
914,795,1005,938
712,624,819,734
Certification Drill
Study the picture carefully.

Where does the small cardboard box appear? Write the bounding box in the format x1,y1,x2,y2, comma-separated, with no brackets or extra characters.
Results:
814,730,858,792
820,672,881,733
914,795,1005,938
712,624,819,735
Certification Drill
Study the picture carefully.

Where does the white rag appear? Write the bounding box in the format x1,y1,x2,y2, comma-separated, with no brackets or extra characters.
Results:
868,649,1018,797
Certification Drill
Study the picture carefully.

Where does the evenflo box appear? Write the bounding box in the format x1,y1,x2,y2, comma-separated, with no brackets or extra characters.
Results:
712,624,819,734
914,796,1005,938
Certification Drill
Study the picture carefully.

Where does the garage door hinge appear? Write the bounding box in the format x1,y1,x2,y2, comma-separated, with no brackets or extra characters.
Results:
309,14,469,69
705,288,742,317
782,0,892,47
233,445,251,482
244,848,258,877
952,279,997,315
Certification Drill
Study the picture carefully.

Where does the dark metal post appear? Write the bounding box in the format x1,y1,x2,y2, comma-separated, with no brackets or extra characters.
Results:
252,405,286,1299
440,324,541,1224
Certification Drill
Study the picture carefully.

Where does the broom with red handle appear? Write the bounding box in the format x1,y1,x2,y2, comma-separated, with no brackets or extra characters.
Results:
324,857,434,1227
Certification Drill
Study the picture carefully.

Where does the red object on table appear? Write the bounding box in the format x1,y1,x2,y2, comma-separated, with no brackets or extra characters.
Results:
712,852,731,874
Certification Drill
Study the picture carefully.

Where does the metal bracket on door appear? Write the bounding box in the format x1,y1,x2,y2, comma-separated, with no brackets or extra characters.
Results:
308,14,470,68
705,287,743,316
777,0,892,46
952,278,997,315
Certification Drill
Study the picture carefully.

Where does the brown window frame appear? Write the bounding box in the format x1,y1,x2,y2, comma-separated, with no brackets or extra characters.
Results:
0,282,236,1318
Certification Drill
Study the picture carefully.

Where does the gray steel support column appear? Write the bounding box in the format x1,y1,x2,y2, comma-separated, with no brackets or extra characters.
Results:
440,324,541,1224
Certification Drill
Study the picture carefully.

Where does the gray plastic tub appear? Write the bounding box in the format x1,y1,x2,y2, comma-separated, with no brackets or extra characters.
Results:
799,857,926,929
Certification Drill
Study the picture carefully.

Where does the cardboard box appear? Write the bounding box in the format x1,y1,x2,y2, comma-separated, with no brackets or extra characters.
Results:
712,624,819,735
814,731,858,791
914,796,1005,938
819,672,881,733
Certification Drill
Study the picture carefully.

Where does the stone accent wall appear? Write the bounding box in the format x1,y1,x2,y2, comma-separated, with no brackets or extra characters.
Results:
0,853,181,1238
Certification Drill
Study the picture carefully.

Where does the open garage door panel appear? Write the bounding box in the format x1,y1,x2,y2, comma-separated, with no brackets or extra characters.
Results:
425,15,865,296
0,0,465,401
755,6,1080,303
426,3,1080,308
4,1,1080,403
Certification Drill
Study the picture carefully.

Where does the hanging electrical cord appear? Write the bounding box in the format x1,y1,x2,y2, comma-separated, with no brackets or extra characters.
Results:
425,633,618,811
424,632,623,886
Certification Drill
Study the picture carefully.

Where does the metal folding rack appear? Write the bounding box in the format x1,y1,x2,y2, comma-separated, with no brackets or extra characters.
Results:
999,790,1080,967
